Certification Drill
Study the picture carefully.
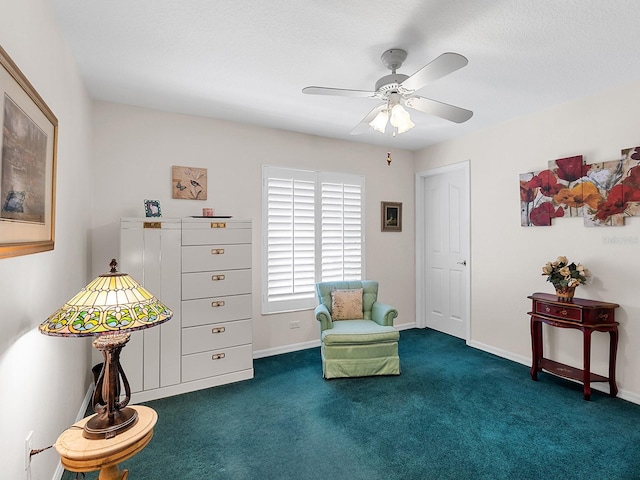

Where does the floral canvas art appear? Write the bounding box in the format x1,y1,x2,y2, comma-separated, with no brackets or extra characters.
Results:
520,146,640,227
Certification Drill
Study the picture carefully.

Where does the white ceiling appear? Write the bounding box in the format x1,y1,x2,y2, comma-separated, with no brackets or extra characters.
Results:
50,0,640,151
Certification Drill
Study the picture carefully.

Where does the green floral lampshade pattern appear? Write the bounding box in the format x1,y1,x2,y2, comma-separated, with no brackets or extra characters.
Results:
40,272,173,337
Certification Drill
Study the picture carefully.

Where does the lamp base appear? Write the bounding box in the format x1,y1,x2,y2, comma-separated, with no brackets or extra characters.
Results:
83,406,138,440
87,332,137,439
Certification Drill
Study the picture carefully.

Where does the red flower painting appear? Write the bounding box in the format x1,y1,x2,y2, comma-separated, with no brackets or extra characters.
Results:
521,146,640,227
554,156,587,183
529,202,564,226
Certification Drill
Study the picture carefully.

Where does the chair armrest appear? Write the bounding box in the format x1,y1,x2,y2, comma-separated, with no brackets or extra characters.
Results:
315,303,333,331
371,302,398,326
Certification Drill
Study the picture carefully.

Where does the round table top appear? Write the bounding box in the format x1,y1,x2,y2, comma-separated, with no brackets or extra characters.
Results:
56,405,157,466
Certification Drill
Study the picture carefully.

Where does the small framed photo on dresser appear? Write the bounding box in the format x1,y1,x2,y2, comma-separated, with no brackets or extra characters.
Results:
144,199,162,217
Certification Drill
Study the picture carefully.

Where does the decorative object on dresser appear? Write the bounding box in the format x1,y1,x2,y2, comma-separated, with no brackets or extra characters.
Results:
0,45,58,259
172,165,207,200
528,292,619,400
120,217,253,403
39,259,172,439
541,256,590,300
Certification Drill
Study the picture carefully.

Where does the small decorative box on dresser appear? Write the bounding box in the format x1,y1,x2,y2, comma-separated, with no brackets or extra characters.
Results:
120,217,253,402
528,292,619,400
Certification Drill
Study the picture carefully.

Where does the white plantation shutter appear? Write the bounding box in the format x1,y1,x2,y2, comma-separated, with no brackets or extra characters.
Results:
320,174,363,282
262,166,365,314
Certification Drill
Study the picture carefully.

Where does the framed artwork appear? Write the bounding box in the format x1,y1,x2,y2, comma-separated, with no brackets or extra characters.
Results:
172,165,207,200
381,201,402,232
0,45,58,259
144,199,162,217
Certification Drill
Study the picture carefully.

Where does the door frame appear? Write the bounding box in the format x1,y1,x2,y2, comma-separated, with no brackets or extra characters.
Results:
415,160,471,340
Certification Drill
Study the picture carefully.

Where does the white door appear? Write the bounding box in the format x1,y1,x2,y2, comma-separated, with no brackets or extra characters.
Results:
416,162,469,339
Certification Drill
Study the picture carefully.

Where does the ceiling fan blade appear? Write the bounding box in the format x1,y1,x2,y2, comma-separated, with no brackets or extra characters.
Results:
350,104,387,135
302,86,375,97
404,96,473,123
400,52,468,93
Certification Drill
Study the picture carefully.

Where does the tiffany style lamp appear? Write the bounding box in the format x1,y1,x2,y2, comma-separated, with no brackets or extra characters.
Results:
39,259,172,439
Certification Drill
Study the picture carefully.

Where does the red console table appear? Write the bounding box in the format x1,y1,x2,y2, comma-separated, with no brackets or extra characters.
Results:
528,292,619,400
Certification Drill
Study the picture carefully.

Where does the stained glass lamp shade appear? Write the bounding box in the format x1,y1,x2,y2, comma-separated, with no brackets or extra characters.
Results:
39,259,172,439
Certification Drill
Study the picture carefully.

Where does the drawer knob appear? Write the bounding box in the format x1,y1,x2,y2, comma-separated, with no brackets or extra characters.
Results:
560,309,567,316
544,306,551,313
211,301,226,308
212,353,226,360
598,312,609,320
211,327,226,334
211,274,226,281
210,248,225,255
211,222,226,229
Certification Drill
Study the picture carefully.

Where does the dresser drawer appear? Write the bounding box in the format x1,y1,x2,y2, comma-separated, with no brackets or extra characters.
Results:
182,294,252,327
182,319,252,355
182,269,251,300
182,220,251,246
182,244,251,273
535,301,582,322
182,344,253,382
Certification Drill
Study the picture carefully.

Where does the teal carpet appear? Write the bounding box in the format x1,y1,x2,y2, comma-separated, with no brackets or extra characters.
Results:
63,329,640,479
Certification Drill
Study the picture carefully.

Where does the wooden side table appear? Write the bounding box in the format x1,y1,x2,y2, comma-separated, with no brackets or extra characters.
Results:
56,405,157,480
528,292,620,400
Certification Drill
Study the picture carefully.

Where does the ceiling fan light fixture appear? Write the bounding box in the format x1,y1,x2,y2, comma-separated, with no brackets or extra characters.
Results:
369,110,389,133
390,104,415,134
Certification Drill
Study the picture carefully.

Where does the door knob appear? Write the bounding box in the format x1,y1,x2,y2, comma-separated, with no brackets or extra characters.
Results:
457,260,467,266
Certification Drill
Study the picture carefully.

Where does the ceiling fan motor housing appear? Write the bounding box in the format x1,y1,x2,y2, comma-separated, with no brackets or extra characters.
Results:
375,73,410,97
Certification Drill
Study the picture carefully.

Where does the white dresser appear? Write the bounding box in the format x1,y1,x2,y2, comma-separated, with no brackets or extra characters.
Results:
120,217,253,402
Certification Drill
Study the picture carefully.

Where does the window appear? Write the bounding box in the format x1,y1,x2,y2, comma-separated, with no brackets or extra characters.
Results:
262,166,364,314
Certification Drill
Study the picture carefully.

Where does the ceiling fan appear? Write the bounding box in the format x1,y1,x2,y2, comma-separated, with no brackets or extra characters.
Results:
302,49,473,135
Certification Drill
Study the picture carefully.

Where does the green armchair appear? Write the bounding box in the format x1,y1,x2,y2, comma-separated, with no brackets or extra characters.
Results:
315,281,400,379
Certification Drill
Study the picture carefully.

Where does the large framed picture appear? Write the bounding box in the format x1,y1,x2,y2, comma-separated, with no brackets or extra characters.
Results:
381,201,402,232
0,45,58,259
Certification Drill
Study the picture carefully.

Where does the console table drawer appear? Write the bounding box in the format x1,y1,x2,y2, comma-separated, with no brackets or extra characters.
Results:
182,319,252,355
182,294,252,328
535,302,581,321
182,244,251,272
182,269,251,300
182,344,253,382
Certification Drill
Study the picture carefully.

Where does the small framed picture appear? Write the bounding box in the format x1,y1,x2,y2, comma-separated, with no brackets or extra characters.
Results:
381,201,402,232
144,199,162,217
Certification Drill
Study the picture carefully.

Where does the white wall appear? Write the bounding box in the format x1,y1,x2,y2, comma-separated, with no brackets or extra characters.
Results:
91,101,416,354
415,80,640,402
0,1,94,479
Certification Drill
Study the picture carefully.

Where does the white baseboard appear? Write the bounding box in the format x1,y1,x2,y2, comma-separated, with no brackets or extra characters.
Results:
51,382,94,480
253,340,320,359
467,339,640,406
396,322,417,331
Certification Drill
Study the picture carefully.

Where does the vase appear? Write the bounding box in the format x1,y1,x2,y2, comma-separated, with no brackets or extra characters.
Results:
555,286,575,301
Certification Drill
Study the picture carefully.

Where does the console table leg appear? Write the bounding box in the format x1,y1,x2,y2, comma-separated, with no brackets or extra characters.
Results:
530,318,542,381
583,329,593,401
609,329,619,397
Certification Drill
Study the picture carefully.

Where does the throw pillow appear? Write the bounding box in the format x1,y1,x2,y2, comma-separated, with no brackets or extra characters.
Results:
331,288,363,320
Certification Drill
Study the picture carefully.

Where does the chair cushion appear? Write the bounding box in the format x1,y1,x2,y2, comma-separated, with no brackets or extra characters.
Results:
331,288,363,320
322,319,399,345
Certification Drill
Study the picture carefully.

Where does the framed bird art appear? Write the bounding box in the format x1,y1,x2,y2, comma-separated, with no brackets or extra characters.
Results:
171,165,207,200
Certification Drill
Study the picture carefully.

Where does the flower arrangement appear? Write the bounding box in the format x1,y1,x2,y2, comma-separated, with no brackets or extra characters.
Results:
542,256,590,293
